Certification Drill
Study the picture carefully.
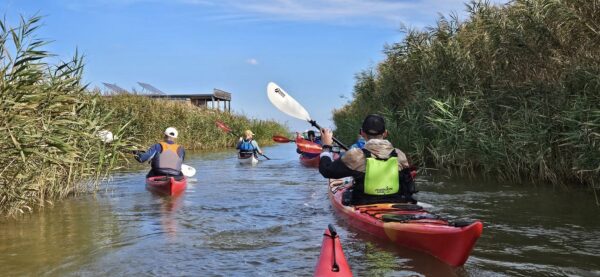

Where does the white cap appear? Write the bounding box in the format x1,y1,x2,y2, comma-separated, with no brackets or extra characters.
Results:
164,127,178,138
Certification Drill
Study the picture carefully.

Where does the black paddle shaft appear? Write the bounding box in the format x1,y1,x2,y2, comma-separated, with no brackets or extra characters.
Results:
308,120,349,150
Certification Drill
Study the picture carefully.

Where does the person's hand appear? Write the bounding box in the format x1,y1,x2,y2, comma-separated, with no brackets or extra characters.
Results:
238,137,243,141
321,128,334,146
131,149,145,155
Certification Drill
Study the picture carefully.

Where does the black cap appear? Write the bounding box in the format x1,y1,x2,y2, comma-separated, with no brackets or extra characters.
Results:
361,114,385,136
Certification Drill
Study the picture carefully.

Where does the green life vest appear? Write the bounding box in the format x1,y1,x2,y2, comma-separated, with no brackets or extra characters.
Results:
363,149,399,196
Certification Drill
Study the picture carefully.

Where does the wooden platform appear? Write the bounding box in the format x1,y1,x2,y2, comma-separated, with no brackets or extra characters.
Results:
146,89,231,112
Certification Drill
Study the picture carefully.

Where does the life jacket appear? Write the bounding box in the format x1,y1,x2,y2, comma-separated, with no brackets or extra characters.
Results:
151,141,183,175
239,139,256,153
362,149,399,196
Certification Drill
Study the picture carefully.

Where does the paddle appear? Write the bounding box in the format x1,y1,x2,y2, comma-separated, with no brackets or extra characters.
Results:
266,82,349,150
215,120,271,160
272,135,293,143
272,135,324,154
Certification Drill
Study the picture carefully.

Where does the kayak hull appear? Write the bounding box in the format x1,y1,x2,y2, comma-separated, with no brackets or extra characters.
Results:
328,179,483,267
145,176,187,196
300,154,320,167
314,227,352,277
300,153,339,167
238,155,259,165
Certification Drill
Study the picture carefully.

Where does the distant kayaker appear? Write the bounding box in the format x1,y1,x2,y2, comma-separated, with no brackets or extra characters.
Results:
350,134,366,149
135,127,185,178
296,130,322,158
237,130,263,158
306,130,322,145
319,114,417,205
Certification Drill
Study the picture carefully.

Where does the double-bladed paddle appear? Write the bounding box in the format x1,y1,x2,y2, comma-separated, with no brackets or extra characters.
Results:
272,135,323,154
215,120,271,160
266,82,349,150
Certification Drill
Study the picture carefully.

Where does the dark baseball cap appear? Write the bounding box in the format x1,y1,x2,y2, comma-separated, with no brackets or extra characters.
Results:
361,114,386,136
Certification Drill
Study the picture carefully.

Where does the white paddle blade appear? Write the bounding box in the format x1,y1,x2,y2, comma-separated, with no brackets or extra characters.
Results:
267,82,311,121
181,164,196,177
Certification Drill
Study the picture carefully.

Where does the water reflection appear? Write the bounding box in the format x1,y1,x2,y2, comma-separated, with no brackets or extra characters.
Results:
0,144,599,276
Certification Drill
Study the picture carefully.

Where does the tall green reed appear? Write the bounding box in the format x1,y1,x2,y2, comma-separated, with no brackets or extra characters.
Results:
333,0,600,195
0,16,132,217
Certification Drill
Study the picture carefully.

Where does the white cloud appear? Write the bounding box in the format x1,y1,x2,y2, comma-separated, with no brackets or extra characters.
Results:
58,0,511,27
246,58,259,65
182,0,511,27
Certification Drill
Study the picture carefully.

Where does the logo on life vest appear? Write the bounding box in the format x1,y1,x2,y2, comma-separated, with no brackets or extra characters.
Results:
374,186,394,195
274,88,286,98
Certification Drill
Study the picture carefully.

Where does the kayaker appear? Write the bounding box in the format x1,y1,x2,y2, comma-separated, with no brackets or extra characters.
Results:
296,130,321,158
319,114,417,205
135,127,185,178
237,130,263,158
350,134,366,149
306,130,322,145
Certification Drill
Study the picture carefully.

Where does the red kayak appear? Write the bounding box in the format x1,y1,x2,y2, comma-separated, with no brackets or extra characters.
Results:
145,176,187,196
328,179,483,267
300,153,321,167
314,224,352,277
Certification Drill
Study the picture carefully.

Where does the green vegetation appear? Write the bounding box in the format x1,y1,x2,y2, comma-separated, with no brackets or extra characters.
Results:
0,16,286,217
333,0,600,192
99,93,287,150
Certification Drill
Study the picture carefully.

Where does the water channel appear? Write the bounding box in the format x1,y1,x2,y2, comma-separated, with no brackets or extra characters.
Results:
1,143,599,276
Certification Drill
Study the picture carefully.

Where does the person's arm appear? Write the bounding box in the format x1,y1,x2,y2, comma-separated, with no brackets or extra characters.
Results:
319,154,355,178
137,144,160,163
179,146,185,162
236,139,242,150
252,141,262,154
318,128,354,178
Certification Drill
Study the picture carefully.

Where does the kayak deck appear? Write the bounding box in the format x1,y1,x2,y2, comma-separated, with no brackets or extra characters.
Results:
328,179,483,267
314,225,353,277
145,176,187,196
238,154,259,165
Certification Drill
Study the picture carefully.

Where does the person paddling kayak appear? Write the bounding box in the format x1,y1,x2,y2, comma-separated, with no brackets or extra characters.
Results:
319,114,417,205
135,127,186,178
296,130,322,158
237,130,263,159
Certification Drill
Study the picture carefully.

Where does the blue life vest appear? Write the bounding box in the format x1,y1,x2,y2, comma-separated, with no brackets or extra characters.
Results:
239,139,255,152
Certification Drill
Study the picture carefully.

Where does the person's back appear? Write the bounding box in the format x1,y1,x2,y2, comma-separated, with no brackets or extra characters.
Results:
237,130,263,158
136,127,185,178
318,115,417,205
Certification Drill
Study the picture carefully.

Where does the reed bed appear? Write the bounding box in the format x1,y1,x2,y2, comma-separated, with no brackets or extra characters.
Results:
0,16,133,217
0,16,287,217
333,0,600,193
97,93,287,150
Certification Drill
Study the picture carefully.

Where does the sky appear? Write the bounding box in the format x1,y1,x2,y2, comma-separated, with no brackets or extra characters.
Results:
2,0,508,131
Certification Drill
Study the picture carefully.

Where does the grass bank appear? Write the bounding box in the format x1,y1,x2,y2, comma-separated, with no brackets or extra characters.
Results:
0,16,287,217
333,0,600,193
98,93,287,151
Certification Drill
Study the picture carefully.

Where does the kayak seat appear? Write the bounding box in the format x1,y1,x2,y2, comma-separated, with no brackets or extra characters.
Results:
390,204,423,211
381,213,442,223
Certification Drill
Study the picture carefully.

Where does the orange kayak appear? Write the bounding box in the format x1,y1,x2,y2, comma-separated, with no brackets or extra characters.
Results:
328,179,483,267
145,176,187,196
314,224,352,277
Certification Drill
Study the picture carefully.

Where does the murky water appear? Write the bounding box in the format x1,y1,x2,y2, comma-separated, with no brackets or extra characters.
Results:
1,143,599,276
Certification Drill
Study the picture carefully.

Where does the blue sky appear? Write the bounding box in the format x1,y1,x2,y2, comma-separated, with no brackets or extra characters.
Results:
3,0,507,131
